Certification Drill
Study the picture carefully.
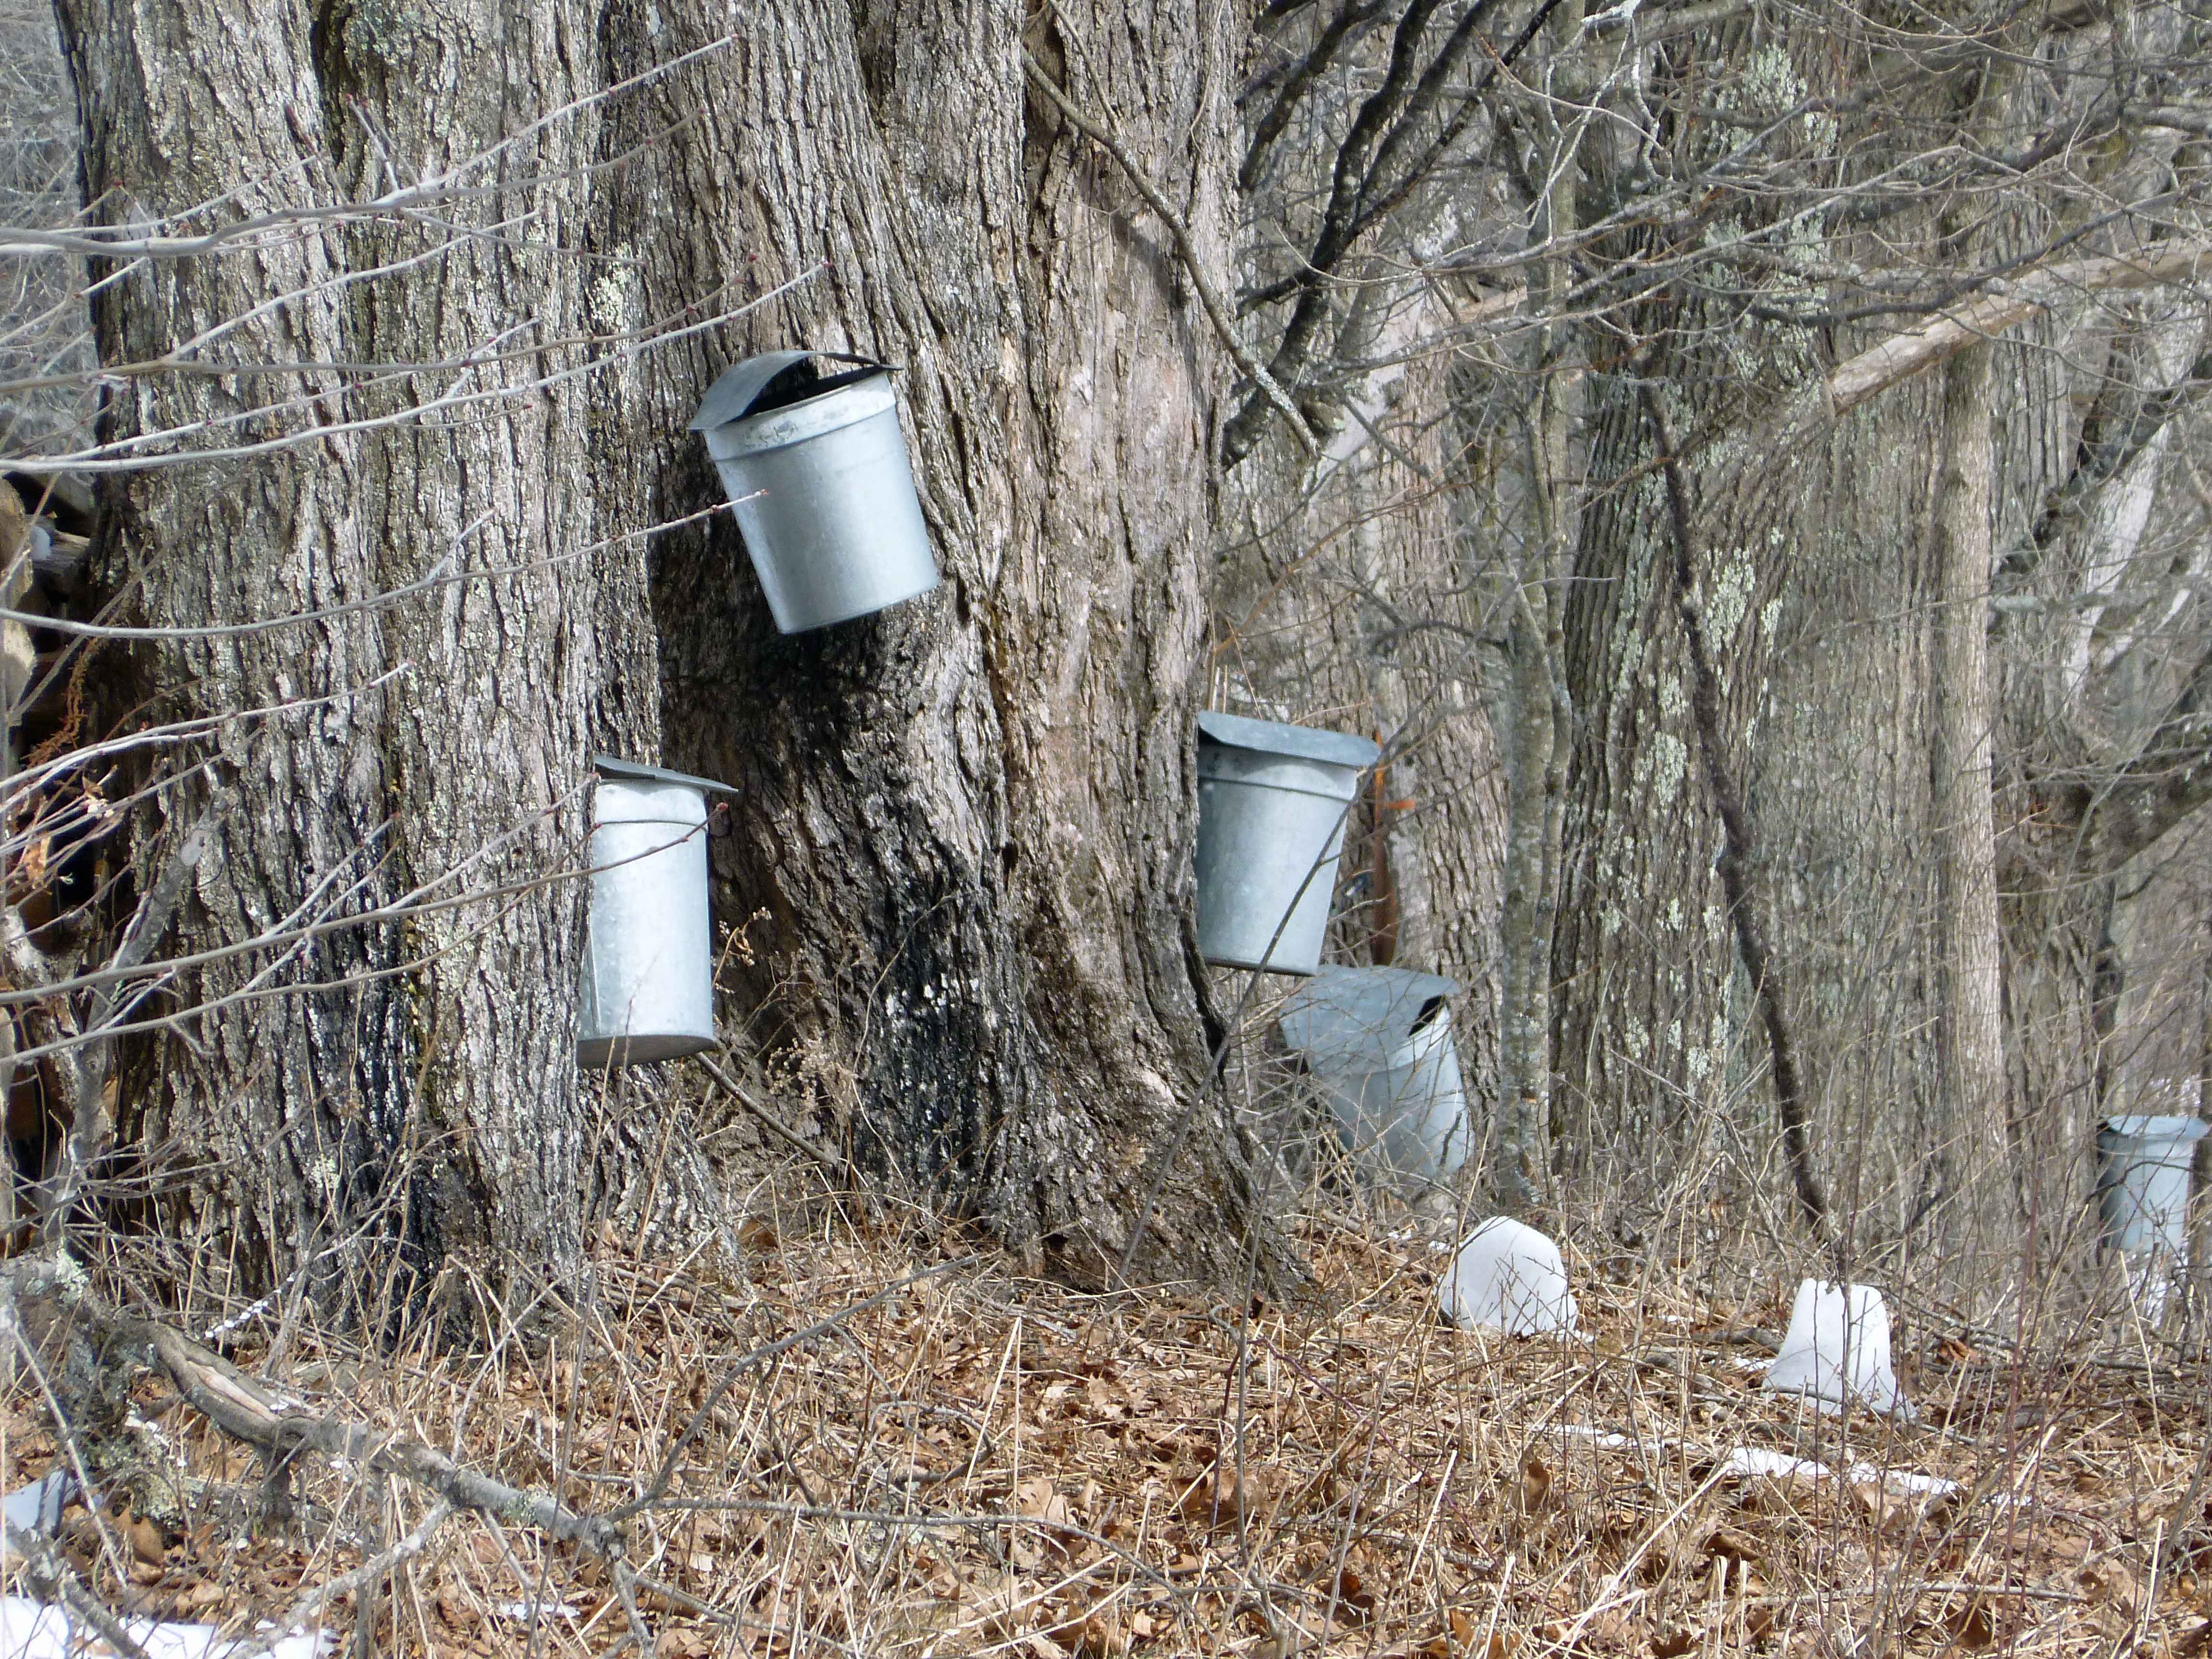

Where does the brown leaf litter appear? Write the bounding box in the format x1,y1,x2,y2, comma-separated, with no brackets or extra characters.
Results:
1,1206,2204,1657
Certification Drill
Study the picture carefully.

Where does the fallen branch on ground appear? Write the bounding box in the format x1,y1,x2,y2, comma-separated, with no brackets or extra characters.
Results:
0,1258,649,1649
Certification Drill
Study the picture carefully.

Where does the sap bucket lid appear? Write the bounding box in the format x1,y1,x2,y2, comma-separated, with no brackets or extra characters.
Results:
1280,964,1457,1071
1763,1280,1913,1419
1196,710,1380,770
689,349,898,432
1437,1217,1579,1335
590,755,736,793
590,756,735,823
2099,1113,2210,1144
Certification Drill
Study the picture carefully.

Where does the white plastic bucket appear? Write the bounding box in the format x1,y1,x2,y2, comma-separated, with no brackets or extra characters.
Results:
1279,965,1468,1186
1437,1217,1578,1334
1194,712,1378,974
577,758,728,1068
691,351,938,633
1763,1280,1912,1419
2095,1113,2206,1256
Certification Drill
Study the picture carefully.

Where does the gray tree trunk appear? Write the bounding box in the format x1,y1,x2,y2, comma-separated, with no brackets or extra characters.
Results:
1930,341,2013,1234
595,0,1275,1287
57,0,1278,1298
57,0,661,1309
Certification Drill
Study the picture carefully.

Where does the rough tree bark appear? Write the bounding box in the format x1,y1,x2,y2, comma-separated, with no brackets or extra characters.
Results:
591,0,1277,1287
57,0,1281,1296
1929,340,2014,1230
55,0,662,1307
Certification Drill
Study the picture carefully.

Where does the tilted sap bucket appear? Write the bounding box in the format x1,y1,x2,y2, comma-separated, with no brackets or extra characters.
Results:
690,349,938,633
2095,1113,2207,1256
1194,712,1378,974
1280,965,1469,1186
577,757,733,1069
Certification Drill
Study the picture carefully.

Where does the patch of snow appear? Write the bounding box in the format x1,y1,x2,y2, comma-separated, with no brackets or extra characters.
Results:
1,1474,72,1539
0,1597,327,1657
1865,1467,1957,1496
1715,1446,1811,1480
1713,1446,1957,1498
1543,1432,1960,1501
1437,1218,1579,1335
494,1600,579,1621
1554,1425,1644,1451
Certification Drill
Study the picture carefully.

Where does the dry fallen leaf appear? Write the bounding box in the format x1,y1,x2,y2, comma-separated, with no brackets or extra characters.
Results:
123,1509,165,1566
1520,1455,1552,1514
1178,1458,1263,1527
1705,1525,1759,1564
2083,1558,2142,1608
179,1580,224,1614
1650,1628,1695,1658
1943,1595,1995,1651
438,1582,480,1631
735,1218,779,1252
1324,1565,1376,1622
1010,1475,1071,1568
1071,1612,1125,1659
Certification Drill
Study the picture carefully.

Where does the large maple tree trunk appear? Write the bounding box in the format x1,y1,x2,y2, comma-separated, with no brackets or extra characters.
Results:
55,0,662,1307
594,0,1270,1288
56,0,1274,1297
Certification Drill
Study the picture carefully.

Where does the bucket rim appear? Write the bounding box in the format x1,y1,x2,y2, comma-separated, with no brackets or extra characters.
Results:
690,349,897,433
1197,709,1379,771
592,755,735,795
2098,1113,2210,1144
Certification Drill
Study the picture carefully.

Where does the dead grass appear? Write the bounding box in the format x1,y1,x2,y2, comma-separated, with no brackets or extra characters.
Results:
3,1171,2207,1659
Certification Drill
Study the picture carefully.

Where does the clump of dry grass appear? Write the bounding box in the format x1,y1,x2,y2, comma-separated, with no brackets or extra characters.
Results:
3,1150,2206,1659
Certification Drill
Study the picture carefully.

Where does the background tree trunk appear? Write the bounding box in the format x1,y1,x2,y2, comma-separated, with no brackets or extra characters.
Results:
1495,28,1581,1210
1930,340,2013,1238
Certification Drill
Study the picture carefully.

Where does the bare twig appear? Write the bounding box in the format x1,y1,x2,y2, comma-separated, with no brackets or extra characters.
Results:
233,1501,454,1659
1640,379,1833,1244
610,1254,978,1521
7,1527,156,1658
693,1051,844,1174
1020,47,1320,457
39,798,215,1239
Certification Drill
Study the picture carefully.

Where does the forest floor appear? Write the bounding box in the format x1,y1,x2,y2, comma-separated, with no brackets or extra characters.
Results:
2,1195,2208,1658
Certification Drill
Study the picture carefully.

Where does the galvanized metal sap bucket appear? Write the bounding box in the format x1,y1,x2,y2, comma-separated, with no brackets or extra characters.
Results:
1194,711,1378,974
690,350,939,633
2095,1113,2207,1256
577,757,732,1069
1280,966,1470,1187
